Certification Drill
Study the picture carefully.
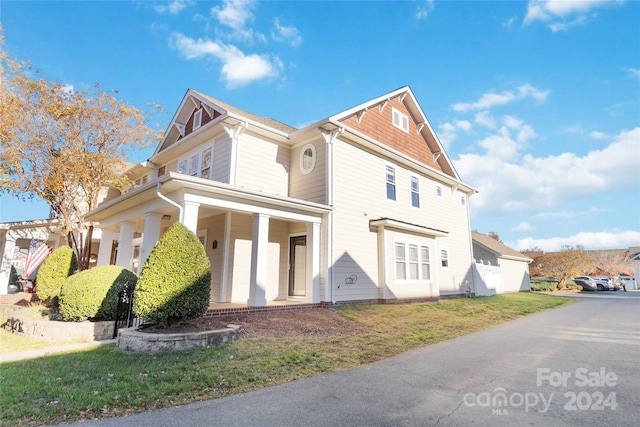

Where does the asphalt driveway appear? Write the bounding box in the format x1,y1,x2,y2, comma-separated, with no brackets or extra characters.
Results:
63,292,640,427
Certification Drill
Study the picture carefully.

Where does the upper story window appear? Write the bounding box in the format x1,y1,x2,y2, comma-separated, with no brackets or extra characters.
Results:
193,108,203,131
435,184,443,198
178,146,213,179
300,144,316,175
410,175,420,208
460,193,466,206
392,108,409,133
385,164,396,201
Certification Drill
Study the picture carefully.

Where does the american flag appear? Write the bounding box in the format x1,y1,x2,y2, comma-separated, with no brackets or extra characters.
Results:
22,239,52,279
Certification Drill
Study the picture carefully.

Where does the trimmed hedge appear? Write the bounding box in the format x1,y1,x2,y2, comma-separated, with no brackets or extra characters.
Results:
59,266,137,322
36,245,77,305
133,222,211,327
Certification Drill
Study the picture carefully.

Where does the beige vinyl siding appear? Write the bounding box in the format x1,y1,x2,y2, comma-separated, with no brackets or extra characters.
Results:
235,133,290,196
197,214,226,303
331,138,474,300
212,136,232,183
289,138,327,204
226,213,289,303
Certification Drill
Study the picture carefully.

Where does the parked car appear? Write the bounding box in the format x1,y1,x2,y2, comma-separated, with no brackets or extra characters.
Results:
573,276,615,291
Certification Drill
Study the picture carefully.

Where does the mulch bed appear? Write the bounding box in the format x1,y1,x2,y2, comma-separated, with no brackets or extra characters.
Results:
138,308,369,338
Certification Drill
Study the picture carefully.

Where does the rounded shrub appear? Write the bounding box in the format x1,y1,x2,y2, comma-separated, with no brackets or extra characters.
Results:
59,265,138,322
134,222,211,327
36,245,77,305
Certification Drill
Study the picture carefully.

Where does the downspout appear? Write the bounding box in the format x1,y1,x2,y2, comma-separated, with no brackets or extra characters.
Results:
320,126,343,304
156,182,183,223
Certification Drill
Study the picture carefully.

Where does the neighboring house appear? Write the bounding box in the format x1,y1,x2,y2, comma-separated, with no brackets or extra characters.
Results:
85,86,477,308
472,232,533,294
0,163,144,294
0,219,66,293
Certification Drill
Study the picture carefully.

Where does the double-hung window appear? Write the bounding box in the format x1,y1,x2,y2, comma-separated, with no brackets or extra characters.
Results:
410,175,420,208
385,164,396,201
440,248,449,268
395,241,431,281
179,146,213,179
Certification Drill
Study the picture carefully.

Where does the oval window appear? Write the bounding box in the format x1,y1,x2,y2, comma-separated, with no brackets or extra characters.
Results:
300,144,316,174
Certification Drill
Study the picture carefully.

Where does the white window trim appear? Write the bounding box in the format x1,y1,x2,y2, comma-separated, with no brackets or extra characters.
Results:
394,239,432,283
385,162,397,203
435,183,443,198
193,108,203,131
178,145,214,179
459,192,466,206
410,174,420,209
440,247,450,269
392,107,409,133
299,143,317,175
197,229,208,251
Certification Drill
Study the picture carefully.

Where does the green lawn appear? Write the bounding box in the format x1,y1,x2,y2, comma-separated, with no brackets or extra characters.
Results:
0,293,572,426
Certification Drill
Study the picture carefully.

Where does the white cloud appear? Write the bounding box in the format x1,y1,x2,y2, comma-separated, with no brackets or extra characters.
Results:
415,0,435,20
211,0,256,31
452,84,549,112
455,127,640,216
524,0,624,31
437,120,473,149
625,68,640,79
589,131,609,140
503,15,518,28
169,32,282,88
474,111,497,129
512,222,533,231
154,0,195,15
514,229,640,252
271,18,303,47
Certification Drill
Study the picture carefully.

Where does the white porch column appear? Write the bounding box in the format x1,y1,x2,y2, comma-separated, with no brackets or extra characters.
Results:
115,221,135,270
306,222,321,303
182,201,200,234
247,213,269,307
140,212,162,273
220,212,232,303
96,229,115,266
0,231,17,294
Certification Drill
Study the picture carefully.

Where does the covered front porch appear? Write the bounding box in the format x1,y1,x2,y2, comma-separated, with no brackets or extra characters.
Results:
86,173,332,307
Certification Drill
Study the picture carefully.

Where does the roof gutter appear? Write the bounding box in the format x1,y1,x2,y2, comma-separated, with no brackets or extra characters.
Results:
156,182,183,223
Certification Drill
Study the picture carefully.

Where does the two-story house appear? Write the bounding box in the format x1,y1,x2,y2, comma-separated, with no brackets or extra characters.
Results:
85,86,477,308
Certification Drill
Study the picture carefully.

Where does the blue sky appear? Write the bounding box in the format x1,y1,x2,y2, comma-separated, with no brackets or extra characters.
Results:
1,0,638,252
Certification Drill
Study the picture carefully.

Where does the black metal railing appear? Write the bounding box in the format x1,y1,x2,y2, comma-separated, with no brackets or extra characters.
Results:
113,284,136,339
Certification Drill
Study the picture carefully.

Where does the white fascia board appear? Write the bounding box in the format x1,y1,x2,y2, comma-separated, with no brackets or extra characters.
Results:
370,219,448,237
225,112,291,141
329,86,410,122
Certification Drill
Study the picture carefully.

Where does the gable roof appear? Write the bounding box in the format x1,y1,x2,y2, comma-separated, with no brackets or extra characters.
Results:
329,86,460,181
154,89,296,155
472,232,533,263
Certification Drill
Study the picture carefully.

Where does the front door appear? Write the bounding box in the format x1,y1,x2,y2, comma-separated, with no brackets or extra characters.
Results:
289,236,306,297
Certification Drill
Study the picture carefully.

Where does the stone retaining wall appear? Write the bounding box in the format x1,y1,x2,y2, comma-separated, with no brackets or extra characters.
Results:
4,311,114,342
117,325,242,352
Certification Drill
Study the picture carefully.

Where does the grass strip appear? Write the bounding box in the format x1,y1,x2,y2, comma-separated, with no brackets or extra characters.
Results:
0,293,571,426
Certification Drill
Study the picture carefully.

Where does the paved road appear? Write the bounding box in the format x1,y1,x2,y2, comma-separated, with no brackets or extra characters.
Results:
64,292,640,427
